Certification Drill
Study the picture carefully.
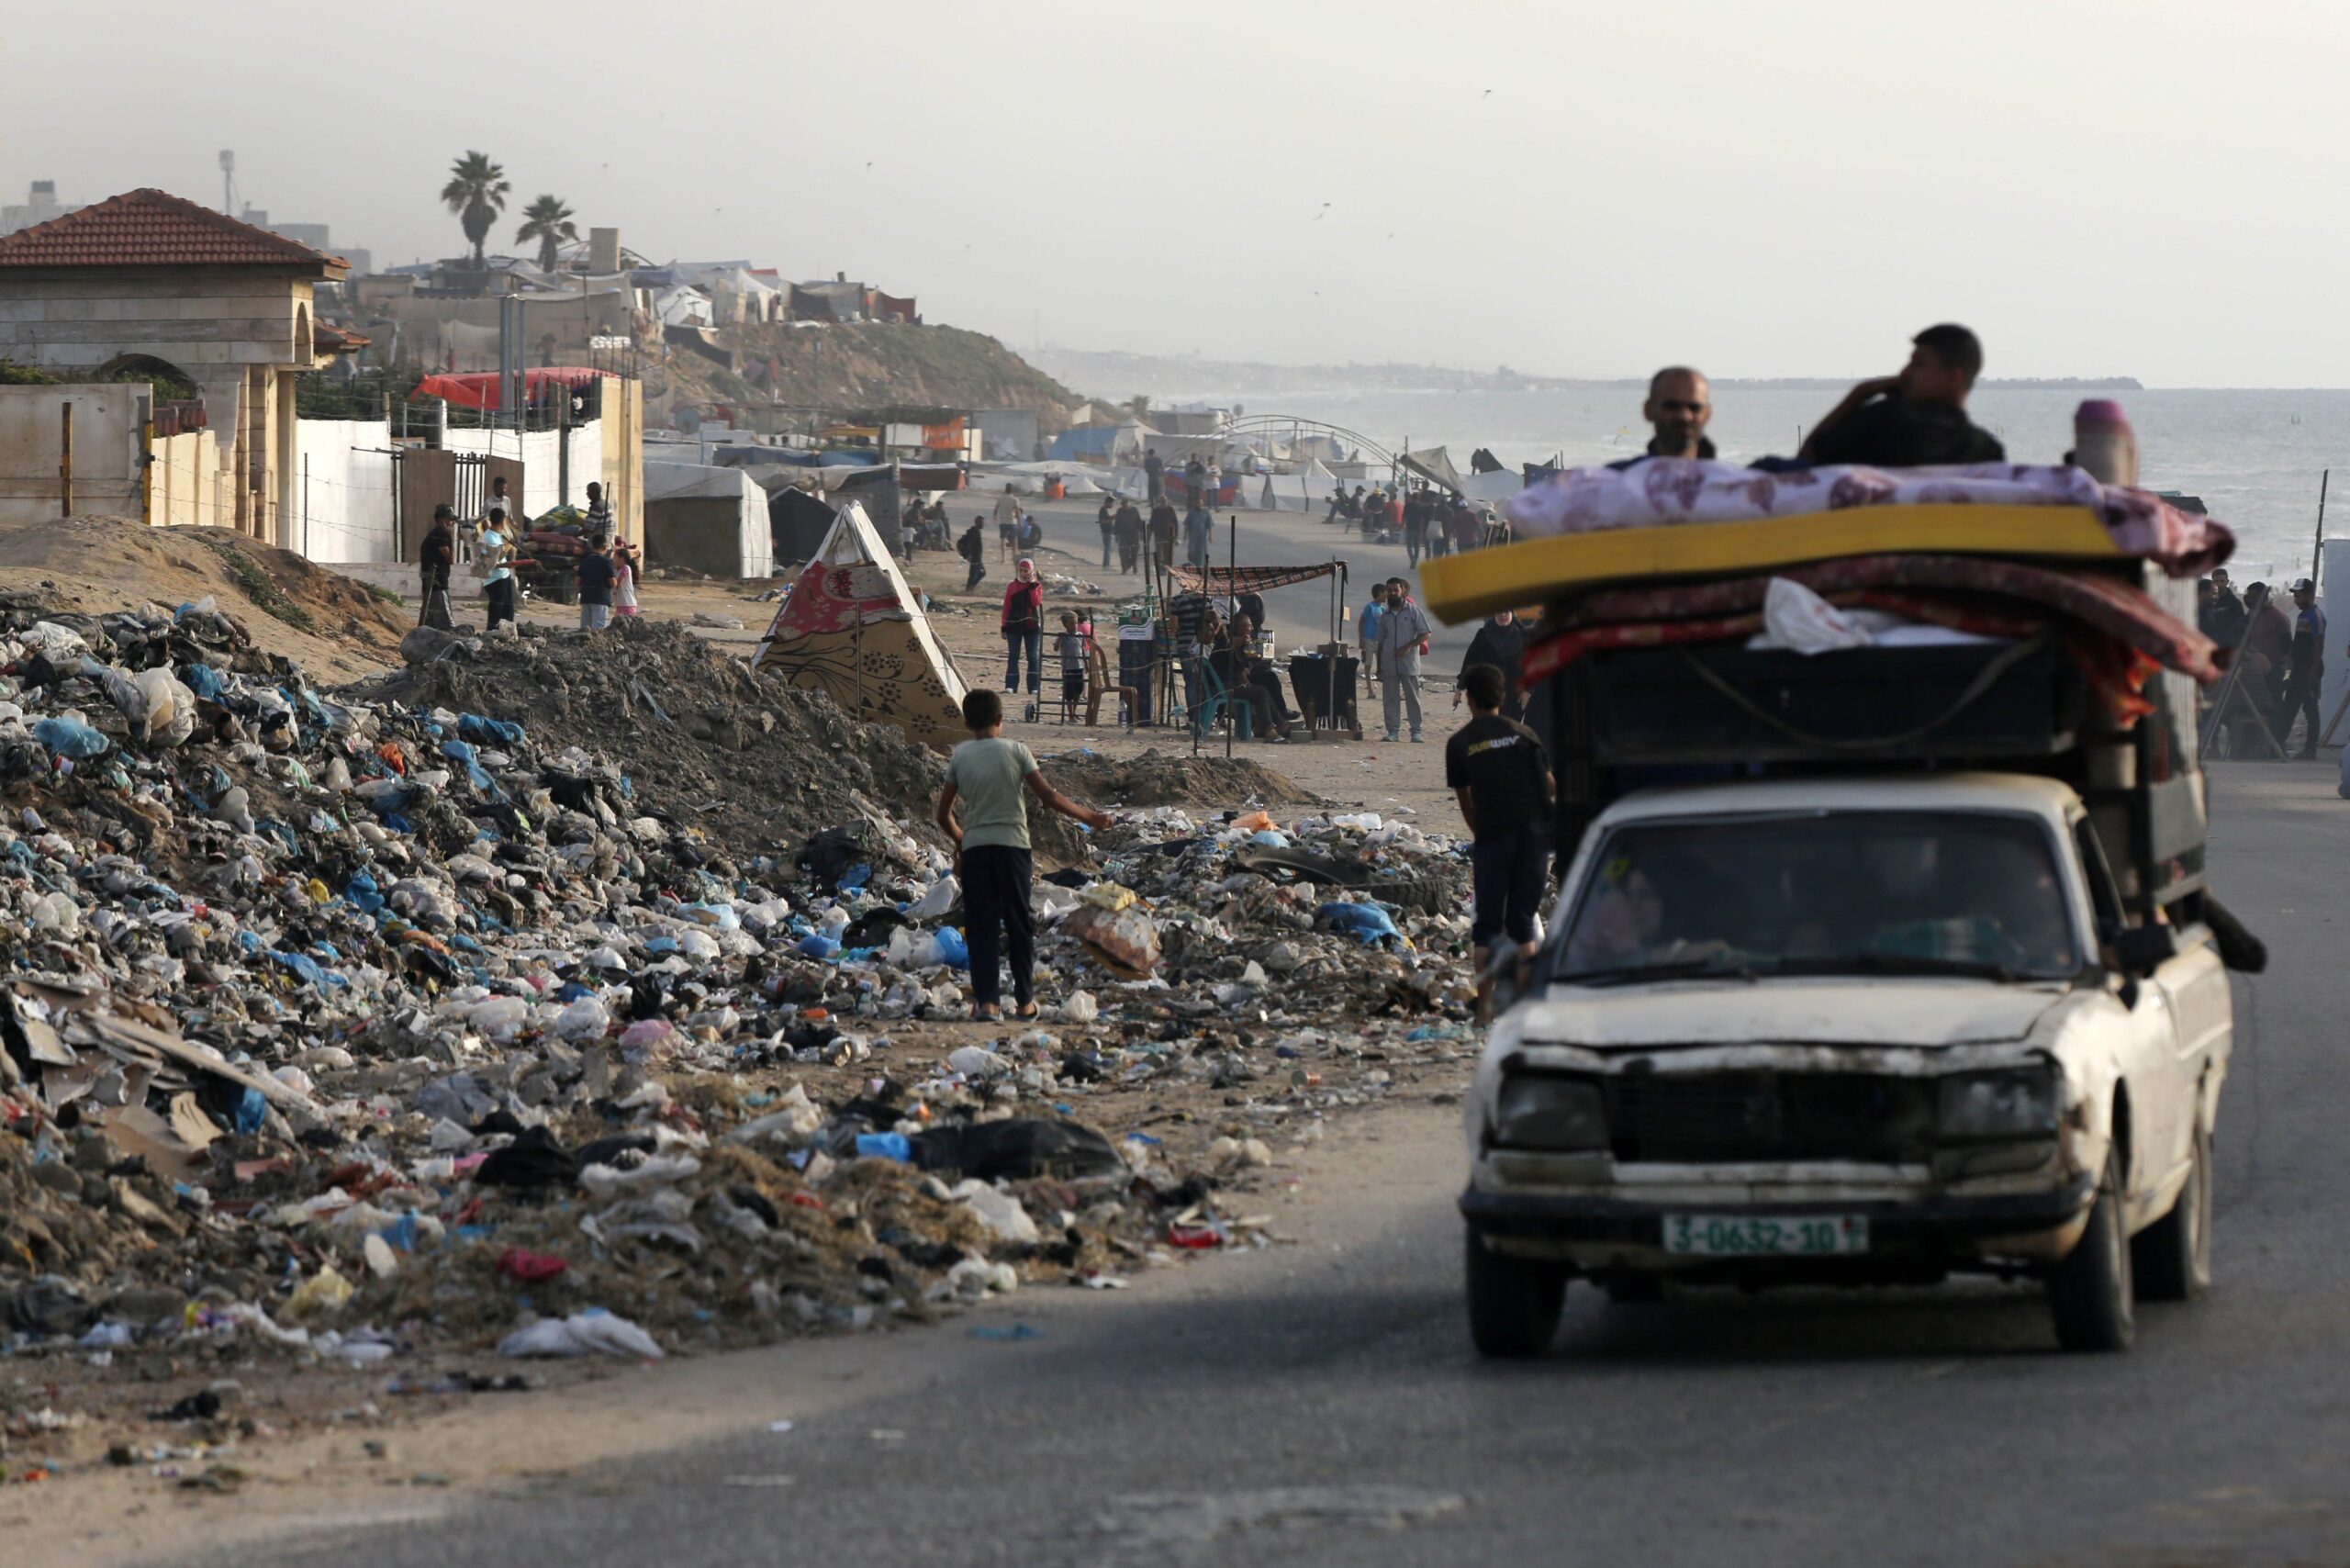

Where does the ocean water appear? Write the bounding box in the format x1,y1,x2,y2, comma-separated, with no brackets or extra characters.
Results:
1169,384,2348,583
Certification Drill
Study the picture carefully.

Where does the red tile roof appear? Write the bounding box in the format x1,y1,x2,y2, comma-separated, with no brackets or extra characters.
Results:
0,187,346,271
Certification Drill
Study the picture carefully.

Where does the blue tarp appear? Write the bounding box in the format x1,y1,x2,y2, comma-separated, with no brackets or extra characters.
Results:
1048,427,1119,461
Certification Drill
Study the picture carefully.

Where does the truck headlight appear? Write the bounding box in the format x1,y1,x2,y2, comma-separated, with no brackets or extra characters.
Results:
1937,1068,2058,1142
1492,1075,1606,1152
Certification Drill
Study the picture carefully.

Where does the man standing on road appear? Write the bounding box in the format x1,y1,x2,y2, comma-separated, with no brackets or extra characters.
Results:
418,504,458,630
1113,498,1144,575
2283,577,2328,758
1375,575,1432,743
1448,663,1554,1020
1095,496,1116,568
583,480,615,545
1455,610,1526,721
1144,448,1165,505
486,474,520,530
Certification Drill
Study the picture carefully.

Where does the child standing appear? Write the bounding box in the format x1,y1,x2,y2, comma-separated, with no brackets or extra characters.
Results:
934,689,1112,1021
611,538,641,619
1056,610,1087,718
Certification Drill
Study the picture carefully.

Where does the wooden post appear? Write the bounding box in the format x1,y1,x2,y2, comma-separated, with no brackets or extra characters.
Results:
140,416,154,526
1225,511,1237,762
58,401,73,516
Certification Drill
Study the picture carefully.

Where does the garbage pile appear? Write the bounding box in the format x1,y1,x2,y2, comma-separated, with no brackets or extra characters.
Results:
0,594,1475,1451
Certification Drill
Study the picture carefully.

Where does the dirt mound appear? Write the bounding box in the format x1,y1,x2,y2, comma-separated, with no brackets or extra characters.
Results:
0,517,406,679
345,617,955,858
1041,747,1324,811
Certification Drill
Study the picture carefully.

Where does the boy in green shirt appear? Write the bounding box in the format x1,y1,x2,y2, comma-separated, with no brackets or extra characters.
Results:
934,689,1113,1021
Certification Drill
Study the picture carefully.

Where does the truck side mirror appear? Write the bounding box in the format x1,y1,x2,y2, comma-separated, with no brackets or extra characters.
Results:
2110,924,2177,978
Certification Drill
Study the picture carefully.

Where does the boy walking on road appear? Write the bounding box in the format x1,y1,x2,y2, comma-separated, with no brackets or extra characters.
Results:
1448,663,1554,1018
935,689,1113,1022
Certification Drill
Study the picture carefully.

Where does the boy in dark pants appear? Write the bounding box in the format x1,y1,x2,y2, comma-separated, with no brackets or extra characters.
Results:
1446,664,1554,1020
934,689,1113,1021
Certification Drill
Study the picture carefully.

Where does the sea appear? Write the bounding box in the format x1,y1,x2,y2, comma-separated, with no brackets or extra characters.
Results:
1154,384,2347,585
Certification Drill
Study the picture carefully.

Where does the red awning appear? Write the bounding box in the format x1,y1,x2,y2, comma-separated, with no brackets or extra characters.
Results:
411,367,604,411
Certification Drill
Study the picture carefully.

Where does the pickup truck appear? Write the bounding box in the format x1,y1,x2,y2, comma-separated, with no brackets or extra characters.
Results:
1460,771,2232,1356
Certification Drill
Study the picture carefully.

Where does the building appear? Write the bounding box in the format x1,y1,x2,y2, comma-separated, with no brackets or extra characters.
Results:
0,187,348,541
1,182,80,236
241,208,370,279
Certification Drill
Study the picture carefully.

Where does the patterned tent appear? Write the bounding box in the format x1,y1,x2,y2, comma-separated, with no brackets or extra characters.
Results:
750,501,969,748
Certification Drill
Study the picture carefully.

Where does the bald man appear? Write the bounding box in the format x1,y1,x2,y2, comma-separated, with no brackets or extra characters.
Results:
1613,367,1717,468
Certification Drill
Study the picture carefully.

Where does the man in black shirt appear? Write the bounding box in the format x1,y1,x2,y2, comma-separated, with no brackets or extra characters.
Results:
576,542,616,632
1447,664,1554,1009
1799,323,2005,467
418,503,458,630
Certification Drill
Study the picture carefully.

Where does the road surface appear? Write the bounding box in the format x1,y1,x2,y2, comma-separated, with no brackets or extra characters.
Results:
162,765,2350,1568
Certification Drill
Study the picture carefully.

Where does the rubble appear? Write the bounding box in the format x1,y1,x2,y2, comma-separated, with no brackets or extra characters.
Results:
0,589,1476,1473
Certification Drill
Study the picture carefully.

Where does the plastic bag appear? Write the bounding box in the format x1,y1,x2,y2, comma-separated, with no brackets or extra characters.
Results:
496,1309,664,1360
908,876,959,921
1754,577,1872,655
32,717,108,759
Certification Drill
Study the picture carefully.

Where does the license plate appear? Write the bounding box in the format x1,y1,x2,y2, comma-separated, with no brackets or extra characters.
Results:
1662,1214,1869,1257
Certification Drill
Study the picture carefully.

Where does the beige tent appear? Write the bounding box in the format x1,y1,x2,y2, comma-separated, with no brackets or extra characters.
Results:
750,500,969,748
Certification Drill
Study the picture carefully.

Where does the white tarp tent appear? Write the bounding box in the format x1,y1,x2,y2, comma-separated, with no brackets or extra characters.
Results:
1461,469,1527,505
1255,460,1342,511
643,461,770,578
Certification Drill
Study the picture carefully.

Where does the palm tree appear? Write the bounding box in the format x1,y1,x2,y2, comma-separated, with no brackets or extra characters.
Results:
440,151,509,267
516,195,579,273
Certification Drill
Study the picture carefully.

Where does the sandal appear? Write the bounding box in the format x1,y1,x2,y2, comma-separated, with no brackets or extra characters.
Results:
971,1004,1002,1022
1013,1002,1041,1021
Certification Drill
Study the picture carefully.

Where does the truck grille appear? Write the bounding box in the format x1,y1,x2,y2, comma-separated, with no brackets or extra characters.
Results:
1603,1072,1936,1165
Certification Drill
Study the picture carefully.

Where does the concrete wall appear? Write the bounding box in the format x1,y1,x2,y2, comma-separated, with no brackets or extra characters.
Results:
445,417,604,522
151,428,231,528
0,383,149,522
292,417,397,563
0,266,323,540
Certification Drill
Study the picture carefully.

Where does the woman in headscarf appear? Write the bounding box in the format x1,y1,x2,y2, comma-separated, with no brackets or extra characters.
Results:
1002,558,1046,698
1454,610,1527,721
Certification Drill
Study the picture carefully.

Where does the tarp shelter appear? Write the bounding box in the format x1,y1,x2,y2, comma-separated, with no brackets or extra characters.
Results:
1167,562,1348,598
1255,460,1341,511
770,487,836,565
1461,468,1526,505
643,462,772,578
412,367,603,412
1401,445,1464,495
753,501,969,748
1047,425,1121,462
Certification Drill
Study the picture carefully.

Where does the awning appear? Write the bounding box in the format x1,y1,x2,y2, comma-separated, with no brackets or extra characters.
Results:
411,367,604,411
1169,563,1348,595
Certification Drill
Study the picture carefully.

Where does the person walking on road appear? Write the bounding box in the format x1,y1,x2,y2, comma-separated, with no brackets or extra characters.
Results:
1183,500,1214,569
993,484,1022,563
1455,610,1526,721
1002,558,1046,698
419,504,458,630
1448,662,1554,1020
1113,498,1144,575
1096,496,1116,568
1375,575,1431,743
2284,577,2328,758
959,517,989,593
935,689,1113,1022
1359,580,1390,710
1144,448,1165,505
1147,498,1180,577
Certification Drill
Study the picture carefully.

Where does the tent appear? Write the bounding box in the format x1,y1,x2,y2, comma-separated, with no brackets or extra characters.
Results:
770,487,837,566
1401,445,1464,495
1461,468,1526,505
643,462,772,578
752,501,969,749
1255,460,1341,511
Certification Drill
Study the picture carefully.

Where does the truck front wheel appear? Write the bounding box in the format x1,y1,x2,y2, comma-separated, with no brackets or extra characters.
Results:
1465,1230,1566,1358
2049,1145,2136,1351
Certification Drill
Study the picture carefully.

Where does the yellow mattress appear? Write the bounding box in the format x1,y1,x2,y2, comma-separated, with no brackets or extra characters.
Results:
1417,503,2121,624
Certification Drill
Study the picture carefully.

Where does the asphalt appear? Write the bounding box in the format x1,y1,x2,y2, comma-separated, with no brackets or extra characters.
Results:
194,764,2350,1568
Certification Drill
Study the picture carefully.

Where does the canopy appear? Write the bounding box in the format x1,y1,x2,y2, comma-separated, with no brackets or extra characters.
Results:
751,501,968,748
1169,562,1347,596
412,367,602,412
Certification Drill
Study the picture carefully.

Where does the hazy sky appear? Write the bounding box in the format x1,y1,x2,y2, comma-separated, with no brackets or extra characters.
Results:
3,1,2340,386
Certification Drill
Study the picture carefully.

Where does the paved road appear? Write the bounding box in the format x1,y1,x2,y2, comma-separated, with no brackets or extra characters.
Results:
204,765,2350,1568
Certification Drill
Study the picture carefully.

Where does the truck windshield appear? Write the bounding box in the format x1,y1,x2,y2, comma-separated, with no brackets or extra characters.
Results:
1554,811,2080,984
